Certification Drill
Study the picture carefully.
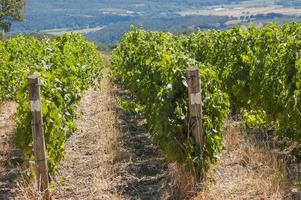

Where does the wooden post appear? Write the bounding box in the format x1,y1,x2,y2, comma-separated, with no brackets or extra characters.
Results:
187,67,204,151
28,73,50,200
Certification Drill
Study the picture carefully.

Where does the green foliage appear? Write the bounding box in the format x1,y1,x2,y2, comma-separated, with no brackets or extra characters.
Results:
0,34,103,172
112,23,301,174
183,22,301,143
0,0,25,32
242,110,266,127
111,27,229,174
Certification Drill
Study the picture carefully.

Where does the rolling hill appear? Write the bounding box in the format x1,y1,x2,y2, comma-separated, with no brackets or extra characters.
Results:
9,0,301,44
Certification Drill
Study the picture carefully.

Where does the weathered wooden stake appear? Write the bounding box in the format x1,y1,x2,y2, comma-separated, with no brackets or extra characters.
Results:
187,67,204,151
28,73,50,200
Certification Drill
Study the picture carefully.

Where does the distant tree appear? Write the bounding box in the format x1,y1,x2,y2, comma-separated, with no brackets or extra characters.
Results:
0,0,25,32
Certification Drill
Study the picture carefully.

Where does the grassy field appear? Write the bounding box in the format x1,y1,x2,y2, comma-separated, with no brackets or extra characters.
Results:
179,5,301,17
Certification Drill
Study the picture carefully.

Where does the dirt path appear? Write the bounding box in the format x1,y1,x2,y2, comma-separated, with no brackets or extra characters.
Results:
53,55,180,199
0,102,22,200
53,67,119,199
105,85,182,200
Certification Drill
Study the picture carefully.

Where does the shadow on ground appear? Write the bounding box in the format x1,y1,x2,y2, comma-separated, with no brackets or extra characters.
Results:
110,86,183,200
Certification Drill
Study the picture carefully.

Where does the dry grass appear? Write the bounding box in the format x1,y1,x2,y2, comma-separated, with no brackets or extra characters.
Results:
16,173,40,200
52,53,123,199
195,121,286,200
168,163,198,199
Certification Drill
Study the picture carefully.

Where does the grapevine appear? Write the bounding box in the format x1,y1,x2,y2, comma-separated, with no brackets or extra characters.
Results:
112,27,229,173
0,34,104,172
